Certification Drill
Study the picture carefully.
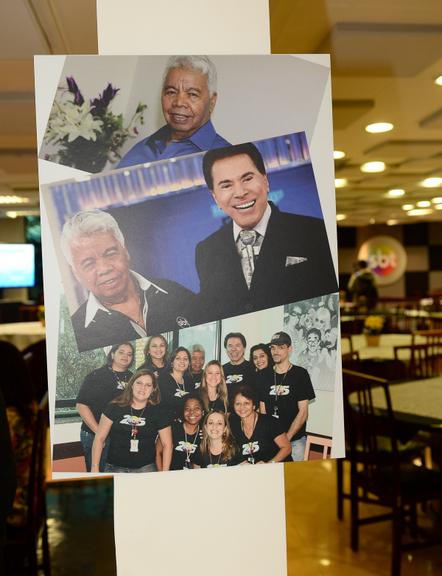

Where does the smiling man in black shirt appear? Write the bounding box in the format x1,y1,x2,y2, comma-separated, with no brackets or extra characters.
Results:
258,331,315,461
222,332,256,408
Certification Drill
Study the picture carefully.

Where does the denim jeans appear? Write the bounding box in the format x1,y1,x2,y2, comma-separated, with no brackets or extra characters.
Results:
104,462,157,473
80,429,109,472
291,435,307,461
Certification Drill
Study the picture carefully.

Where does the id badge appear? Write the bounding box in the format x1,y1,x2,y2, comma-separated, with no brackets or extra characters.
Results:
130,439,139,452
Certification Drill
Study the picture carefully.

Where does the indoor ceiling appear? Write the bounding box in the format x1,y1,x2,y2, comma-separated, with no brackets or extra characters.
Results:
0,0,441,227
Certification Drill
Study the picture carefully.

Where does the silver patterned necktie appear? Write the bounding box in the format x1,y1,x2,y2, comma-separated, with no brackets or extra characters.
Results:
239,229,258,289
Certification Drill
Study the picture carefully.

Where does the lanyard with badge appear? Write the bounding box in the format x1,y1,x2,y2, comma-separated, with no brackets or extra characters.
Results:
272,367,290,419
130,408,145,452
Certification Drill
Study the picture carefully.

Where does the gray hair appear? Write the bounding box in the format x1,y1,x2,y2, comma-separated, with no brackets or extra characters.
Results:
163,56,217,96
191,344,205,356
61,209,125,267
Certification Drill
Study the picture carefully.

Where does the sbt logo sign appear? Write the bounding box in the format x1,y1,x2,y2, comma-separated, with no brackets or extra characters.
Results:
358,236,407,286
368,247,398,276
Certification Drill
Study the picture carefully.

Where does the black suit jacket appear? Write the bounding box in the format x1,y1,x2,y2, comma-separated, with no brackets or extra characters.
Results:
195,203,338,321
71,279,196,352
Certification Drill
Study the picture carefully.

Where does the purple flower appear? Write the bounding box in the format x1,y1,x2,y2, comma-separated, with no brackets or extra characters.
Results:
66,76,84,106
90,83,119,115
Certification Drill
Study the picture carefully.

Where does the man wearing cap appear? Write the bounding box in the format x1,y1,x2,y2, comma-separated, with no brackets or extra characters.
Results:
118,55,229,168
258,331,315,461
196,142,337,321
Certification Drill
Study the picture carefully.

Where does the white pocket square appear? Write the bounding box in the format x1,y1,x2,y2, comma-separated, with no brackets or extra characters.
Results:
285,256,308,267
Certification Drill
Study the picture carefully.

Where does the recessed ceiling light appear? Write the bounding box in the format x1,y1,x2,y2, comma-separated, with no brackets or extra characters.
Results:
387,219,399,226
6,209,39,218
365,122,394,134
335,178,348,188
435,204,442,210
369,218,376,224
387,189,405,198
407,208,433,216
361,161,386,173
402,204,414,211
416,200,431,208
432,197,442,204
421,177,442,188
435,75,442,86
333,150,346,160
336,214,347,221
0,195,30,204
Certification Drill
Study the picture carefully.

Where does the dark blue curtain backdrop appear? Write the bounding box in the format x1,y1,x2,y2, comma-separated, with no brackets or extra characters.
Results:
109,162,324,293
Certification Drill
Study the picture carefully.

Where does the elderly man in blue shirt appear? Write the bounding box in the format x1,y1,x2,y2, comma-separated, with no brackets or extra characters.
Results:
118,56,230,168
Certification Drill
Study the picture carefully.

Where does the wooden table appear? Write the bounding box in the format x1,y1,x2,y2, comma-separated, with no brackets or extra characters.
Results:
370,377,442,431
341,333,427,360
0,321,46,350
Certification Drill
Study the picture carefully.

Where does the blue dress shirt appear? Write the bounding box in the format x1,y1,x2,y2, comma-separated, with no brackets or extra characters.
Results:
117,120,230,168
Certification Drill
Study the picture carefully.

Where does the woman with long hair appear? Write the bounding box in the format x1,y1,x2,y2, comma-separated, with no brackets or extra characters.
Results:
158,394,204,470
249,343,273,372
198,360,228,413
158,346,196,419
91,370,172,473
137,335,169,379
193,411,237,468
230,385,290,464
76,342,135,472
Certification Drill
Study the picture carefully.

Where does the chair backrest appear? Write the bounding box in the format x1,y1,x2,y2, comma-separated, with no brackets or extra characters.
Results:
394,343,440,379
341,333,354,354
411,329,442,346
342,369,400,485
304,434,332,460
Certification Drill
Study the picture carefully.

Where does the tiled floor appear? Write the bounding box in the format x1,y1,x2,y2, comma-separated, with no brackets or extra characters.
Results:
7,460,441,575
285,460,442,576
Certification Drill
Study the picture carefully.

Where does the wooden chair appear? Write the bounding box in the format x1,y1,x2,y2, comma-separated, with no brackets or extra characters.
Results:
303,434,332,460
341,350,360,365
394,343,440,379
5,393,51,575
341,333,354,355
341,350,407,382
342,369,442,576
411,328,442,346
411,330,442,376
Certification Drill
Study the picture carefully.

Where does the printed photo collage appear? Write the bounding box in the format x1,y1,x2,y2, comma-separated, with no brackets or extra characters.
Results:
40,55,339,476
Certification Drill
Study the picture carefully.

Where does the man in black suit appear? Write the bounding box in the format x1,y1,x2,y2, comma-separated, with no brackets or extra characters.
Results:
195,142,338,320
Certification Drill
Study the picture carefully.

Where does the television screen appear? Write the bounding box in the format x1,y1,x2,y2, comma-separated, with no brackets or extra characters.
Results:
0,244,35,288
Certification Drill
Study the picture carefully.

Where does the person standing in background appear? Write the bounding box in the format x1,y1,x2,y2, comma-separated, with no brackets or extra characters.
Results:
348,259,378,312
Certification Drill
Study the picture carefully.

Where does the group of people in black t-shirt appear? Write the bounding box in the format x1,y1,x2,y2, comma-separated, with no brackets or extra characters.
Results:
76,330,316,473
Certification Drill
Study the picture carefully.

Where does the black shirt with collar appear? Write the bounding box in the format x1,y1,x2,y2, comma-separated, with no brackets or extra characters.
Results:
71,278,196,352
